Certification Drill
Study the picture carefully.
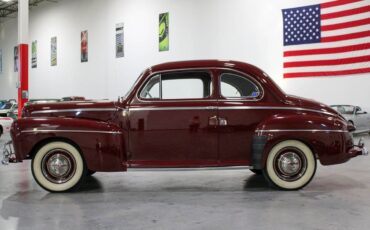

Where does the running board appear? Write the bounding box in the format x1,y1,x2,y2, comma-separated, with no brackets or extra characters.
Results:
128,166,253,172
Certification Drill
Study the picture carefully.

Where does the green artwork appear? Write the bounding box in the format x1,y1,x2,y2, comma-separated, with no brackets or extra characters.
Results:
159,12,169,52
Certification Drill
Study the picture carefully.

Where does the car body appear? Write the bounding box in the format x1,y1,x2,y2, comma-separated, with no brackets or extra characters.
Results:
0,117,14,138
0,102,17,117
330,105,370,134
25,99,61,106
2,60,368,192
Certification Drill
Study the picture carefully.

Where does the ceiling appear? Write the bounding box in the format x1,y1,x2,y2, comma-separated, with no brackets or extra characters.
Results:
0,0,58,21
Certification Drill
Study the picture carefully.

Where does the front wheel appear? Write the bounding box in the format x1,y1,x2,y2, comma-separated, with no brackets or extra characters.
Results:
32,141,86,192
263,140,316,190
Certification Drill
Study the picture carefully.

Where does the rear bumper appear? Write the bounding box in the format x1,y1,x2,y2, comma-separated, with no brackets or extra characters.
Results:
348,138,368,157
348,146,368,157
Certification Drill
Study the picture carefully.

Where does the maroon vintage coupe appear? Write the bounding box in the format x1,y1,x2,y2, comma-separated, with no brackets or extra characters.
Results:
2,60,368,192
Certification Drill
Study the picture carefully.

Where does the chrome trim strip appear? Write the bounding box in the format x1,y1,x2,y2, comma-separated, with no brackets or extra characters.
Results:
21,130,122,134
31,108,116,114
128,166,252,171
219,106,336,116
256,129,348,133
129,105,335,116
129,106,217,111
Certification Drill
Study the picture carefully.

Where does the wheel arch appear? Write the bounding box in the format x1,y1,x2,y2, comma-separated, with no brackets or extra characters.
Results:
253,136,318,170
27,136,83,160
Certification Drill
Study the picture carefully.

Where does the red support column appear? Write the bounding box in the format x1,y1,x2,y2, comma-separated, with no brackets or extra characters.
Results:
18,44,29,116
18,0,29,116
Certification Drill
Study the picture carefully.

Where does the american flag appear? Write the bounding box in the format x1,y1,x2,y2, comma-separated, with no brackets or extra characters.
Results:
282,0,370,78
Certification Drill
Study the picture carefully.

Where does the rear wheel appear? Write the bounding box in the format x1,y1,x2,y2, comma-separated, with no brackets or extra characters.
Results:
263,140,316,190
32,141,86,192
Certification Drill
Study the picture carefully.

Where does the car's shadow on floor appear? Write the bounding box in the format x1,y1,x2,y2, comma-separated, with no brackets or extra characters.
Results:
77,176,104,193
243,174,272,191
78,173,273,193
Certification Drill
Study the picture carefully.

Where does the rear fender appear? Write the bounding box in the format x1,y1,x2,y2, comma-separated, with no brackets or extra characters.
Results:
11,117,126,172
251,113,348,169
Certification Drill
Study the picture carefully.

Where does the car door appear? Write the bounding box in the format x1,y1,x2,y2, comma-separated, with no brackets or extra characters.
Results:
128,70,219,167
216,70,267,166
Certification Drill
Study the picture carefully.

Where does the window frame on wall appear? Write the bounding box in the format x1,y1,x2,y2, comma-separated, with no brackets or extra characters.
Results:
138,70,214,101
219,72,263,101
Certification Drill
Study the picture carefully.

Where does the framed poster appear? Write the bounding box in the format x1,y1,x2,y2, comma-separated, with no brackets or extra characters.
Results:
51,37,57,66
31,40,37,68
115,23,124,58
159,12,169,52
81,30,88,62
0,49,2,74
14,46,19,72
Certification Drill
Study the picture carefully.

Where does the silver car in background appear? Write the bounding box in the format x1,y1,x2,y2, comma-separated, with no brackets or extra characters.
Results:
331,105,370,134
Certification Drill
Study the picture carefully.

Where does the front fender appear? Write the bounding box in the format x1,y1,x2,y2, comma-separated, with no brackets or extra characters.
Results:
251,113,351,169
11,117,126,172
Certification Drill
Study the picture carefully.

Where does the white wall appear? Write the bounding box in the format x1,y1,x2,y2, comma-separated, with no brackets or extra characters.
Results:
0,0,369,108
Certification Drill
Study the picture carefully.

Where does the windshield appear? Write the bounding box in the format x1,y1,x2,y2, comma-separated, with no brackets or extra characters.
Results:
0,103,13,110
122,71,146,100
331,105,355,115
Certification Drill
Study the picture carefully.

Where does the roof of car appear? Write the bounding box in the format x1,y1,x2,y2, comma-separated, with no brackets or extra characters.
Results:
149,60,267,77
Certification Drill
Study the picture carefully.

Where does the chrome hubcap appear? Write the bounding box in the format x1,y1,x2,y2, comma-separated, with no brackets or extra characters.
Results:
47,154,71,177
278,152,301,176
41,149,76,184
274,148,307,182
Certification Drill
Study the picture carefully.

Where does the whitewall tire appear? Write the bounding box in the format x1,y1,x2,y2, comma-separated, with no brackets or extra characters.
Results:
263,140,316,190
32,141,86,192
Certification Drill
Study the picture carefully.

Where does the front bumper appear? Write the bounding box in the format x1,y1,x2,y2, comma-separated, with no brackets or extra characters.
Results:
1,141,17,165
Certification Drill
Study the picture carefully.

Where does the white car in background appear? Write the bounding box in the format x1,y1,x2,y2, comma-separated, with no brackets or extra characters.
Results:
330,105,370,134
0,102,17,117
0,117,13,139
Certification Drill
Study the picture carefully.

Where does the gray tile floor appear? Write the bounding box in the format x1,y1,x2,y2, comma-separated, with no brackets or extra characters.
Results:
1,133,370,230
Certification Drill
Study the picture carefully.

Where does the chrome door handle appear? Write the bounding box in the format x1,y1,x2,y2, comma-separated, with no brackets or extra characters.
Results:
218,117,228,126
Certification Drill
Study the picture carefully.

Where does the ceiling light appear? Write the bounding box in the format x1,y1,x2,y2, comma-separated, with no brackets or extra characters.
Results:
2,0,13,2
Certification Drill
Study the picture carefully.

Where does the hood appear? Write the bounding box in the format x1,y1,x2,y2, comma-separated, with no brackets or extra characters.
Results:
22,100,119,122
284,95,342,117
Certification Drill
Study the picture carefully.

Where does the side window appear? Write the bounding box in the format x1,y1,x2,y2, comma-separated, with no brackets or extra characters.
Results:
220,73,261,99
140,71,212,100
